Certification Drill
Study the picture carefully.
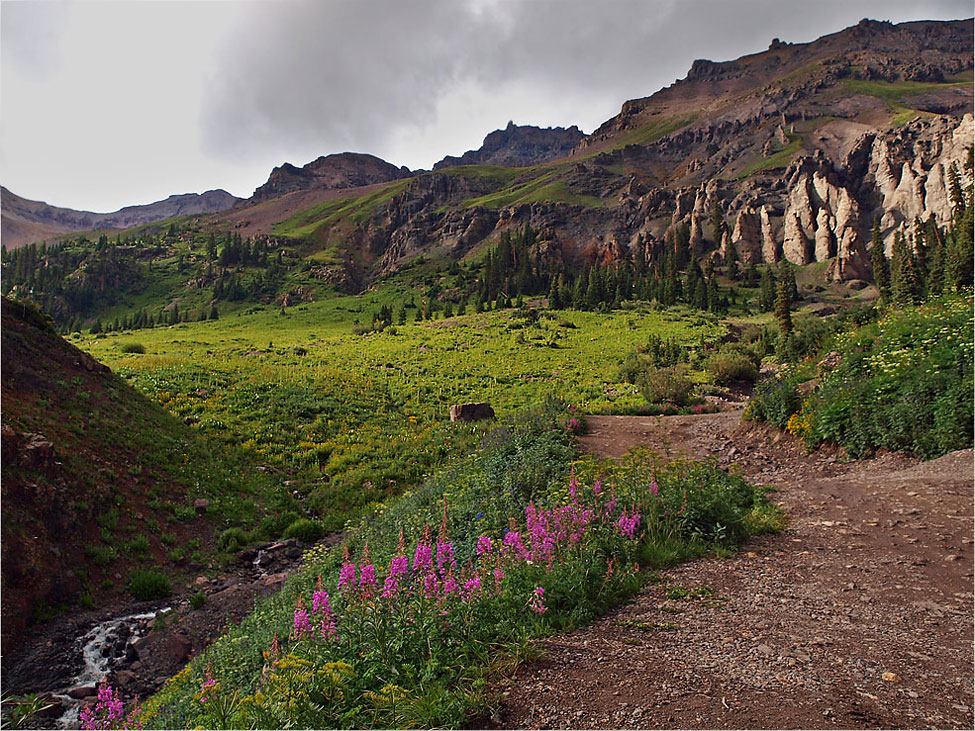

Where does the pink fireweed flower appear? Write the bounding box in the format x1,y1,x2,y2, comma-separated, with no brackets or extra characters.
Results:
199,664,217,704
528,586,547,614
442,570,459,597
616,510,642,540
502,530,530,561
337,561,357,593
293,597,314,638
649,481,659,498
422,571,439,598
593,479,602,496
436,539,456,575
493,566,505,592
569,474,579,500
320,613,338,639
412,541,433,574
80,682,140,730
359,563,378,593
461,575,482,601
475,535,493,556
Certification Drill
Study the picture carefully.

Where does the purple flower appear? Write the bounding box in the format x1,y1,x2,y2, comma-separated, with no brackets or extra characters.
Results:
412,541,433,573
461,575,482,601
293,603,313,638
476,535,493,556
593,479,602,496
337,561,357,593
528,586,547,614
436,539,456,574
359,563,378,593
648,481,659,498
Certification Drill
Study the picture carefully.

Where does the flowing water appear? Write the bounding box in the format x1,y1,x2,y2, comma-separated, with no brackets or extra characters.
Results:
53,608,168,729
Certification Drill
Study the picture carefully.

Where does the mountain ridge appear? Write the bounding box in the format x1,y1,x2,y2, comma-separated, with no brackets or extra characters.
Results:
0,187,241,250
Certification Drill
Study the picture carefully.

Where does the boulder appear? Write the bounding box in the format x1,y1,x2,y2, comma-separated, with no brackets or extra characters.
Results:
67,685,97,700
449,403,495,422
193,498,210,514
166,634,192,663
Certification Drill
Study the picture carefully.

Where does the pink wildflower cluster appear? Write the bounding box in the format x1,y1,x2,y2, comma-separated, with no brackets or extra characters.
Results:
616,509,642,539
528,586,547,614
79,683,141,731
313,576,338,638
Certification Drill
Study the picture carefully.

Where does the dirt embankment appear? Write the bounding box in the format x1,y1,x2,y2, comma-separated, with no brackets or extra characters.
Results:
488,413,974,730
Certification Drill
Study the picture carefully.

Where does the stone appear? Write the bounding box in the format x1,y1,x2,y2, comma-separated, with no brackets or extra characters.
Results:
114,670,136,687
166,634,192,663
846,279,869,290
193,498,210,514
449,402,495,422
68,685,97,699
882,671,902,683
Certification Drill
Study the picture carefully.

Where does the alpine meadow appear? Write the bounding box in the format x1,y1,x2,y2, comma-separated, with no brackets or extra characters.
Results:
1,5,973,730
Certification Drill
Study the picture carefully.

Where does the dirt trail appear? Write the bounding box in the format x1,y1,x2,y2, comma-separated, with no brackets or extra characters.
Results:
489,413,974,729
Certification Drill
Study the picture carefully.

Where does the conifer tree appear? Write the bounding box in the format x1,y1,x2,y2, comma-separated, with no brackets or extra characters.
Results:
775,274,793,337
870,219,890,300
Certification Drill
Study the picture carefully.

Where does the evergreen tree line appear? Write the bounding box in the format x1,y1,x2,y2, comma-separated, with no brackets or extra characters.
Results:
471,225,735,315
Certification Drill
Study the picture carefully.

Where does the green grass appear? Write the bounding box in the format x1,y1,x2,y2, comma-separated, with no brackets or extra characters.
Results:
842,77,972,101
740,132,803,177
79,295,723,531
136,407,779,729
603,114,699,152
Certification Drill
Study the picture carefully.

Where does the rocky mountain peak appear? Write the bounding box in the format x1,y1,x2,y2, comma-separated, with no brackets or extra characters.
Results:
433,123,585,170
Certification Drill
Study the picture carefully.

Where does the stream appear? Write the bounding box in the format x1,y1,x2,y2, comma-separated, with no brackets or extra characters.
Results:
52,607,168,729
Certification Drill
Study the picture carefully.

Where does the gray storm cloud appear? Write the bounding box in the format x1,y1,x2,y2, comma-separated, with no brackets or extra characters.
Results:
201,0,973,173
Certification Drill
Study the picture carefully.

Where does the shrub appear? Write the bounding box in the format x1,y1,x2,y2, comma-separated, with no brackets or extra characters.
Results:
190,592,207,610
744,376,801,428
706,352,759,385
217,527,250,552
637,366,694,406
120,342,146,354
283,518,324,543
84,544,117,566
127,570,172,600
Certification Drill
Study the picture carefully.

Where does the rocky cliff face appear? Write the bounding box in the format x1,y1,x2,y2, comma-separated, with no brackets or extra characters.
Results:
433,122,585,170
250,152,411,202
303,19,972,283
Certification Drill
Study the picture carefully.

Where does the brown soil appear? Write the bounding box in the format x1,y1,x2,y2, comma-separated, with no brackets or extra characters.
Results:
486,413,974,729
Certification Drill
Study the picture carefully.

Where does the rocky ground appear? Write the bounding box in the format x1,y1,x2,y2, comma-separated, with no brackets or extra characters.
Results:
485,412,974,729
4,534,341,724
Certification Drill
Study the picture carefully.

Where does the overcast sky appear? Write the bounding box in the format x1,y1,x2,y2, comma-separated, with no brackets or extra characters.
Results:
1,0,970,212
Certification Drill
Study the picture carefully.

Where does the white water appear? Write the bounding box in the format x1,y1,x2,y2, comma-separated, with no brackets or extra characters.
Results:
54,608,168,729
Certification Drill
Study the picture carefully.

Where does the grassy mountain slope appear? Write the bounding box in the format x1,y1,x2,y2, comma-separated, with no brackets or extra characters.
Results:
0,297,285,655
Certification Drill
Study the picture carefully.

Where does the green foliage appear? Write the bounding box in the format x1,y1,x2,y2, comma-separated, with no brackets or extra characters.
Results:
745,376,802,429
121,342,146,354
637,366,694,406
282,518,324,544
141,406,777,729
190,592,207,610
705,352,759,385
748,295,973,459
127,569,173,600
217,527,250,553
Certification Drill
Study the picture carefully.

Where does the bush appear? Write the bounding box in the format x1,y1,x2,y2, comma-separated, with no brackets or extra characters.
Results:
744,376,801,428
190,592,207,610
637,366,694,406
283,518,324,543
217,527,250,553
127,570,172,600
120,342,146,354
706,352,759,385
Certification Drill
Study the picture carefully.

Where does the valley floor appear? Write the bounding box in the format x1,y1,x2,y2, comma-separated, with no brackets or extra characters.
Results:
485,413,974,729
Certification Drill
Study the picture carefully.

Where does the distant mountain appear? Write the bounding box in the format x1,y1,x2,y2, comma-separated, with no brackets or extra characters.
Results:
0,187,241,249
249,152,411,202
433,121,586,170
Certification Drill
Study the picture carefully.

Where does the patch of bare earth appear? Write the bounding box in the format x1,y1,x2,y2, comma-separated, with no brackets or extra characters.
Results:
485,413,974,729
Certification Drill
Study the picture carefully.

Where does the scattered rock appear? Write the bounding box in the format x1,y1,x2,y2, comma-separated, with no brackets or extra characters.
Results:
193,499,210,514
882,671,902,683
449,402,495,422
67,686,97,700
